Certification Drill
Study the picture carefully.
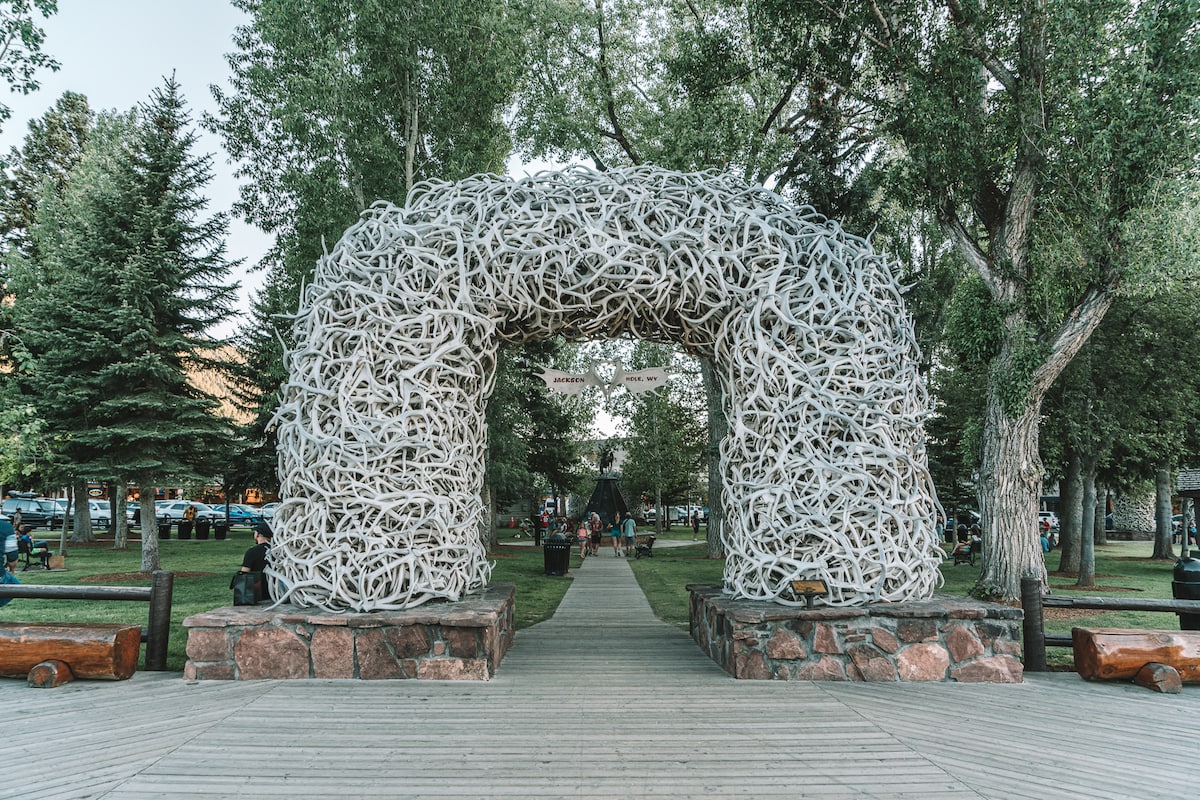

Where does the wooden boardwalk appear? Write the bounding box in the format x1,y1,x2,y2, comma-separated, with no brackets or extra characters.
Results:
4,551,1199,799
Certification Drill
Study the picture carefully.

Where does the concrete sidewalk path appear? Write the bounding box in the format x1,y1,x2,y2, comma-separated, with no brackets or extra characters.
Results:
5,551,1199,799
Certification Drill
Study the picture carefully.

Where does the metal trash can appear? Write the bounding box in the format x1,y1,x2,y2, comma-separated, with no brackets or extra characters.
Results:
1173,556,1200,630
543,535,571,576
195,519,211,540
177,520,193,540
213,521,229,540
157,521,172,540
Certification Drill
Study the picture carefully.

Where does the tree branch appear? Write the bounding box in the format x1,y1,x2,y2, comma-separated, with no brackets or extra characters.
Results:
594,0,641,165
946,0,1018,95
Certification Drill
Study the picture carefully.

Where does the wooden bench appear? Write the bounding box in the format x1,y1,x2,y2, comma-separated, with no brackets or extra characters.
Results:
1073,628,1200,692
0,570,174,686
0,622,143,685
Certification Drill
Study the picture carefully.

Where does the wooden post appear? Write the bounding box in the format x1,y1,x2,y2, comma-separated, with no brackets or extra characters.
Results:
144,570,174,671
1020,577,1047,672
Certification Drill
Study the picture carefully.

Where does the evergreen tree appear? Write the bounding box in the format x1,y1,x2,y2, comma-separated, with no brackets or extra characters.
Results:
11,77,238,565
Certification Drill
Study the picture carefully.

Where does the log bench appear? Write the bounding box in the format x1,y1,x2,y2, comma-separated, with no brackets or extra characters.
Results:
1073,627,1200,693
0,570,174,686
0,622,143,685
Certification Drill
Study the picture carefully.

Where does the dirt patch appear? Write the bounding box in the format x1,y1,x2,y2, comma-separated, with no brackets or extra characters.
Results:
1042,607,1108,621
79,571,212,583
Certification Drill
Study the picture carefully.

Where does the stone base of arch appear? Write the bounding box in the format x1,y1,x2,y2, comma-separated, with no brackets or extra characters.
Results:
182,584,514,681
688,586,1024,682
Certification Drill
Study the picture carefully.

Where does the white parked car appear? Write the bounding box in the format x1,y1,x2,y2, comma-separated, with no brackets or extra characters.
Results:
1038,511,1059,531
51,498,112,528
155,501,220,523
260,502,281,520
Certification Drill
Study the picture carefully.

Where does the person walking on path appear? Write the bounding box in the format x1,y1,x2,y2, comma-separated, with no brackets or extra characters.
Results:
622,513,637,558
589,512,603,556
610,518,623,556
691,513,700,541
576,519,590,558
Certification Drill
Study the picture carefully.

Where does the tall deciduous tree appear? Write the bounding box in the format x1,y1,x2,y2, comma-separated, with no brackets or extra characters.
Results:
758,0,1200,600
210,0,526,498
515,0,887,556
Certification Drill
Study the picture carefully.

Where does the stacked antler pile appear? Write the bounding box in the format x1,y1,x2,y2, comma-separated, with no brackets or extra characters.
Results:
272,166,941,611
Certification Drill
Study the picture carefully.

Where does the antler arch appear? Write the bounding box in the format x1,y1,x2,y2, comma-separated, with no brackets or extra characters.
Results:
272,166,941,611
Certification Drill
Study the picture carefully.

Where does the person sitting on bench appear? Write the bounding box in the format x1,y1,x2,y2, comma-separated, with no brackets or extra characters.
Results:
17,525,51,569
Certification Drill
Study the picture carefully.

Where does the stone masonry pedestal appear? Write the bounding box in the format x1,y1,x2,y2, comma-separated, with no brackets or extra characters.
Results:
183,583,514,680
689,585,1023,683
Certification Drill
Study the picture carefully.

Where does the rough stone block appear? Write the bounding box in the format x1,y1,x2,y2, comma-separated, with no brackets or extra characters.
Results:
311,626,355,678
185,628,229,662
847,644,897,681
385,625,431,659
357,629,408,679
897,643,950,681
765,628,807,660
871,626,900,654
897,618,938,643
235,627,311,680
813,623,841,654
795,656,848,680
944,624,985,663
951,655,1023,683
417,659,490,680
736,649,769,679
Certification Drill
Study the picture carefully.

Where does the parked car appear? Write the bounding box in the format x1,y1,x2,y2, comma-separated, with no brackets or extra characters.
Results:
81,499,112,528
1038,511,1059,531
51,498,113,528
259,502,280,520
221,503,266,526
155,500,220,523
2,493,59,529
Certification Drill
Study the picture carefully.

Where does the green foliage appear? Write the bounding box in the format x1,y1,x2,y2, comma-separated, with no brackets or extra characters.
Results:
616,343,706,516
7,76,238,551
0,0,59,134
211,0,529,490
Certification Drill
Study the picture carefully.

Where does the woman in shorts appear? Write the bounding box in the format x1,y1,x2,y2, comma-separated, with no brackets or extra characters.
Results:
576,519,589,558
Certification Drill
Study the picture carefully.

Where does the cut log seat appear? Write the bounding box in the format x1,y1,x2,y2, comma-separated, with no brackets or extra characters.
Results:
0,622,142,682
1072,627,1200,682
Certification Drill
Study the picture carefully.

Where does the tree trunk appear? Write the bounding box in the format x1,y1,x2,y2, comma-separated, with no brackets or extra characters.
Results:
69,479,94,544
1056,449,1082,575
974,387,1048,600
1094,484,1109,546
484,484,497,550
114,489,128,550
700,360,726,559
1153,467,1175,559
139,483,161,572
1076,468,1096,587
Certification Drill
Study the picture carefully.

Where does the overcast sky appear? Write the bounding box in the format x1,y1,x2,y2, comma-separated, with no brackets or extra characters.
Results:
0,1,275,323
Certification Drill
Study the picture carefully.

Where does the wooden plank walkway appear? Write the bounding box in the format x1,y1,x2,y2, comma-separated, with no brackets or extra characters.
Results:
3,550,1199,799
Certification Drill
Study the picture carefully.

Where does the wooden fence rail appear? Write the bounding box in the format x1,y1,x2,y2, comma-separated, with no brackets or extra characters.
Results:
0,570,174,671
1020,576,1200,671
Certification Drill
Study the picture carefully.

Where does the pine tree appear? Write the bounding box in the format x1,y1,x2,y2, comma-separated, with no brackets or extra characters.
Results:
12,77,238,566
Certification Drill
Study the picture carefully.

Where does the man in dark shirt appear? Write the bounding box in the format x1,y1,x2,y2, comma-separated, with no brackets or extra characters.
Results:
239,523,273,600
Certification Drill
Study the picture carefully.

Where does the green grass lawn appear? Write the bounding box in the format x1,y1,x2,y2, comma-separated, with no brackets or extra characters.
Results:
2,526,1184,674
